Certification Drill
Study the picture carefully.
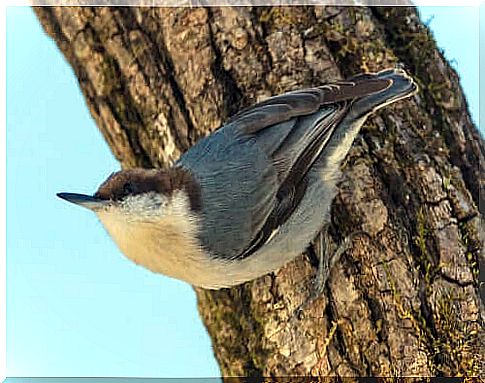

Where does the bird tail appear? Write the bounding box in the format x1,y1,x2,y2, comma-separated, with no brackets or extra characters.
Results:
313,68,417,174
346,67,418,119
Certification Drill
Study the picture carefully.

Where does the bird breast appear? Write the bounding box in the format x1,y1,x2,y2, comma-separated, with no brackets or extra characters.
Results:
95,191,217,284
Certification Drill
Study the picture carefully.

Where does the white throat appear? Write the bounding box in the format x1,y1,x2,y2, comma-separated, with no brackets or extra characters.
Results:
95,191,208,280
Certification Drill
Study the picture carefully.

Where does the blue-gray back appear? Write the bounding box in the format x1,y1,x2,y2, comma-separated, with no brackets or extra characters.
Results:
176,70,414,260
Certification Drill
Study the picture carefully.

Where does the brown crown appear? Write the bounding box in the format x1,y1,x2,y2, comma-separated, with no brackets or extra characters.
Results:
94,167,201,211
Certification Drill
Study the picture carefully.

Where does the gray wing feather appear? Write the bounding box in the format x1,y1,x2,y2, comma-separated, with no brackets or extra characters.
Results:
177,130,278,258
177,77,393,259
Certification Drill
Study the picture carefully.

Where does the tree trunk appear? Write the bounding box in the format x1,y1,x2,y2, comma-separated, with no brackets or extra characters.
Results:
34,6,484,377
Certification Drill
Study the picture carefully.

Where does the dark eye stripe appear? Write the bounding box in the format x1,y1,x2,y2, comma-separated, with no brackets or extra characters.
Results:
123,182,134,195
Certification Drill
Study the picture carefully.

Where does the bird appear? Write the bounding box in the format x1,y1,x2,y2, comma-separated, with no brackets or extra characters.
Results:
57,68,417,289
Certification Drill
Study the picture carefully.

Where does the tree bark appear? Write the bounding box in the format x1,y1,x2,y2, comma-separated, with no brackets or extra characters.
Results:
35,6,484,377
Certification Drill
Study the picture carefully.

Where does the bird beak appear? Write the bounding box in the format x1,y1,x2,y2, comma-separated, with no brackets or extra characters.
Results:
57,192,108,211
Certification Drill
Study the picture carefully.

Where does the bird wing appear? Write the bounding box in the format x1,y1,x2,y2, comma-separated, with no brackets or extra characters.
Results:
177,77,392,260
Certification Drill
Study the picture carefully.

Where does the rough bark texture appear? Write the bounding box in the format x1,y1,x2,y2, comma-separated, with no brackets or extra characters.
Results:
35,6,484,377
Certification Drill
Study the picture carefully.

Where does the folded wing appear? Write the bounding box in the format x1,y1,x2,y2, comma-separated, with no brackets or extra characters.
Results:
178,76,393,259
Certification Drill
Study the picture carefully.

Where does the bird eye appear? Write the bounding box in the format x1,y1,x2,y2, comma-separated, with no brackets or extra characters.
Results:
123,182,134,195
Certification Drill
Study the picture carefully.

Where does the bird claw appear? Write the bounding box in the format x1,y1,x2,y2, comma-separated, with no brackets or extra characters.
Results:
291,229,365,320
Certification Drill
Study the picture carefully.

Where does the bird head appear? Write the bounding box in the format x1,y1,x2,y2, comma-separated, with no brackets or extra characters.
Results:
57,168,201,221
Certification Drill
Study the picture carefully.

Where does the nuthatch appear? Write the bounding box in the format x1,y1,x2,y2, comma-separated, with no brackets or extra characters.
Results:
58,68,417,289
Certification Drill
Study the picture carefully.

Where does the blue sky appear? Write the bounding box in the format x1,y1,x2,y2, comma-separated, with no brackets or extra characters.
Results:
5,5,480,378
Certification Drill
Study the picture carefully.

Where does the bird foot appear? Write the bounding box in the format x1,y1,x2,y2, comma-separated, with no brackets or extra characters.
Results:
292,230,364,320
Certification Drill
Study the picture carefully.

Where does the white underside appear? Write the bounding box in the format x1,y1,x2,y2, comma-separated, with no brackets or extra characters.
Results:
96,190,320,289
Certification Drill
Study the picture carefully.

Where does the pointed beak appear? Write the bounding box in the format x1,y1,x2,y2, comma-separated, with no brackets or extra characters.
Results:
57,192,107,211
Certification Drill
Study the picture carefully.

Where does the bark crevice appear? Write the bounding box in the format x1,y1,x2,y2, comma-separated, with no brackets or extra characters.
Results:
206,8,244,121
